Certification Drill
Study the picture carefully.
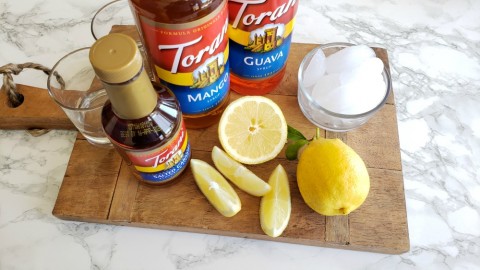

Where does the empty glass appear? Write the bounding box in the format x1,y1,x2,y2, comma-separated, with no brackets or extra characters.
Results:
47,48,111,147
91,0,136,40
90,0,154,80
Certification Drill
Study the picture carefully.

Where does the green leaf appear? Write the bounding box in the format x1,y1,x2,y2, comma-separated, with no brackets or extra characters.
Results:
286,139,309,160
287,125,307,141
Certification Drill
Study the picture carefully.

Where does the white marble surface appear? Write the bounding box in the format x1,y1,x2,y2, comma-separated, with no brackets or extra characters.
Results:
1,0,479,269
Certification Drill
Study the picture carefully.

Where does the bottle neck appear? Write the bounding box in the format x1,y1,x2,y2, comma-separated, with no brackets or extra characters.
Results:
103,67,158,120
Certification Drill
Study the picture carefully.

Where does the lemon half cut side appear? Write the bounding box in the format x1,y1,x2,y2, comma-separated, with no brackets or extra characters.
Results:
218,96,288,165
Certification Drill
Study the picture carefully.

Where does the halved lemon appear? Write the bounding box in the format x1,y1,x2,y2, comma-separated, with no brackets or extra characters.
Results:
218,96,288,165
211,146,271,196
190,159,241,217
260,164,291,237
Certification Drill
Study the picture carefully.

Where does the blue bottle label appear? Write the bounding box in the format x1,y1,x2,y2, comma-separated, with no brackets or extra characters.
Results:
161,67,230,115
229,35,292,79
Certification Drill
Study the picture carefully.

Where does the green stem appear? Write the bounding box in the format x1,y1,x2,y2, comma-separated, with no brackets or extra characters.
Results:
315,128,321,140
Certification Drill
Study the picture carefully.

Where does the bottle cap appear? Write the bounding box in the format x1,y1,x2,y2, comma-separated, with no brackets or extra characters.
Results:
89,33,158,120
89,33,142,84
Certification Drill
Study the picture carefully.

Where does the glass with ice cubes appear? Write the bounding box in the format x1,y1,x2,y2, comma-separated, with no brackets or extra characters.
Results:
298,42,392,132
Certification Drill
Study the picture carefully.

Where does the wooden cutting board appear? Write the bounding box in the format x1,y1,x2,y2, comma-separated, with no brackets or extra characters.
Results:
51,43,410,254
0,84,74,130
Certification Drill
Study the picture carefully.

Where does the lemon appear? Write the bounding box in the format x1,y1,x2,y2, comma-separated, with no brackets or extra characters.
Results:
218,96,288,165
211,146,271,196
297,138,370,216
260,164,291,237
190,159,241,217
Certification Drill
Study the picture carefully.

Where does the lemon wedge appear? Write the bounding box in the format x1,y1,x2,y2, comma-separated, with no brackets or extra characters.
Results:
218,96,288,165
190,159,241,217
260,164,291,237
211,146,271,196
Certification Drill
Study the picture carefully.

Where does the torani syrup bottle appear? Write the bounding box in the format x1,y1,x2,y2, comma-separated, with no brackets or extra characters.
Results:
89,33,191,185
128,0,230,129
228,0,299,95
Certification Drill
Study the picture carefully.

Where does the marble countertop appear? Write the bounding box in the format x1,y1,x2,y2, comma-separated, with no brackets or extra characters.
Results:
1,0,479,269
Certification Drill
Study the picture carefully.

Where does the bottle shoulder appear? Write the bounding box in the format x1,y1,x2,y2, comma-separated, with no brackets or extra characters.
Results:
129,0,224,23
102,91,182,150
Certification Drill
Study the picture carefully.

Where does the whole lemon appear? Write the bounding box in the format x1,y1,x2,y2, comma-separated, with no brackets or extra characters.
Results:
297,138,370,216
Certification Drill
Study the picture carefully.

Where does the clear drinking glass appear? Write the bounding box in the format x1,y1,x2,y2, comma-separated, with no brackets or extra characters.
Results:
90,0,136,40
297,42,392,132
47,48,111,147
90,0,154,81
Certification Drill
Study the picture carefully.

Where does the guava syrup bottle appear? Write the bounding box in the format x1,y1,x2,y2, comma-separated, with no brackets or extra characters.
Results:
128,0,230,129
89,33,191,185
228,0,299,95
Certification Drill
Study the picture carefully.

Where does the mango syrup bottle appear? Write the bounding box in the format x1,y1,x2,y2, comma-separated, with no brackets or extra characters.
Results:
90,33,191,185
228,0,299,95
128,0,230,129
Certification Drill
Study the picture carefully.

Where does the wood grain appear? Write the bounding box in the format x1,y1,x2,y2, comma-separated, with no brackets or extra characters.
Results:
0,84,75,130
52,43,410,254
53,140,122,222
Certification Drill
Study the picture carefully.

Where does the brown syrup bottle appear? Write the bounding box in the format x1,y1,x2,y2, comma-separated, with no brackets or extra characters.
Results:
89,33,191,185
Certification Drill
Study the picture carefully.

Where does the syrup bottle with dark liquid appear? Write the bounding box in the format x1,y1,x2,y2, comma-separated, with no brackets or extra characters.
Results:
89,33,191,185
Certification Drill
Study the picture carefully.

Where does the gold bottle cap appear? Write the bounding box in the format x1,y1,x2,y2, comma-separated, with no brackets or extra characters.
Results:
89,33,157,120
89,33,142,84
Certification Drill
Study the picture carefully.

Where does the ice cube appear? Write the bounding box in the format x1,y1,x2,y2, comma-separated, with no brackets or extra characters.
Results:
316,83,359,114
339,57,384,85
361,74,387,110
311,74,341,101
304,45,388,116
341,74,387,114
302,49,326,88
314,73,387,115
325,45,376,74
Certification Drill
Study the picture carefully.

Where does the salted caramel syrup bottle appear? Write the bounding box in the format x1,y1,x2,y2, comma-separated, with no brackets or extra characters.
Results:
228,0,299,95
128,0,230,129
89,33,191,185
